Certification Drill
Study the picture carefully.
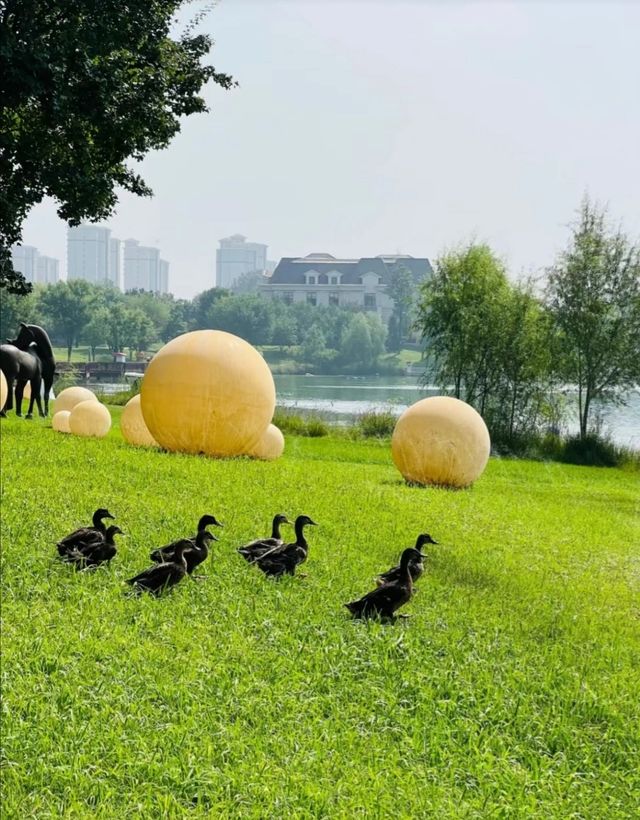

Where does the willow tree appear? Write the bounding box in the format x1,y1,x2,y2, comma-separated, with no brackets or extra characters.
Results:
546,198,640,438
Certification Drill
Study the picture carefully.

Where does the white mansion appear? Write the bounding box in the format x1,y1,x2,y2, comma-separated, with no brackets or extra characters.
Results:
259,252,432,322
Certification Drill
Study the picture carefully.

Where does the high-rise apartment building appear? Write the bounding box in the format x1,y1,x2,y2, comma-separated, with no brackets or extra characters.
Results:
67,224,120,286
36,255,60,284
11,245,39,283
11,245,60,285
123,240,168,294
216,235,268,289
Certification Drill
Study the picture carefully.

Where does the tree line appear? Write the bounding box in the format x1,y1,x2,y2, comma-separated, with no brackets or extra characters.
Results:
0,281,392,373
416,198,640,442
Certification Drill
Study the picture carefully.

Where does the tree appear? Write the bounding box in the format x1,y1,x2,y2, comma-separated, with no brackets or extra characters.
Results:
82,308,111,361
546,197,640,438
0,1,235,290
386,264,415,351
0,286,38,340
38,280,95,360
416,243,510,413
121,308,156,357
191,288,229,329
341,314,374,369
300,325,327,367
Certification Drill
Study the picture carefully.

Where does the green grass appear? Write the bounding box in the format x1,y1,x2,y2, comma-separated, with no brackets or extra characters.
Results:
1,413,639,818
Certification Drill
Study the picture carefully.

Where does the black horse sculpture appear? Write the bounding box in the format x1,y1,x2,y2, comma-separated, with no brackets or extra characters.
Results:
0,323,56,418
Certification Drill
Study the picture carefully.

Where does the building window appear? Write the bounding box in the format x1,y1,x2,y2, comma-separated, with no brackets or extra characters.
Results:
319,273,328,285
282,291,293,304
330,276,338,285
307,292,317,306
329,293,339,306
364,293,377,310
307,275,316,285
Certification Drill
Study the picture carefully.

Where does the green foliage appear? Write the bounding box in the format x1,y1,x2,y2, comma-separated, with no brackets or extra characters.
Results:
547,196,640,438
272,409,330,437
0,0,234,265
355,410,397,438
38,280,96,361
386,263,416,350
1,416,638,816
416,243,556,440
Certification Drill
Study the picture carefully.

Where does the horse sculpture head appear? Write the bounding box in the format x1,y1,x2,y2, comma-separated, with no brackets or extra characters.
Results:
7,323,35,349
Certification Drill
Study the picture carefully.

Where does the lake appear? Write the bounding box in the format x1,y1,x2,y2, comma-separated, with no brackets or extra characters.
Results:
273,375,640,449
92,373,639,449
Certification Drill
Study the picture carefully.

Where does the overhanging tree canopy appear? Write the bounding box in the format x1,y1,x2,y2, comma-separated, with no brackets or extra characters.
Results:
0,0,234,291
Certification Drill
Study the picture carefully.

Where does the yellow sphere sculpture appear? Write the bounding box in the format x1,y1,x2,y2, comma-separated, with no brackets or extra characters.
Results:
53,386,97,415
141,330,276,457
248,423,285,461
392,396,490,488
52,410,71,433
121,395,158,448
23,382,55,400
69,400,112,438
0,370,7,410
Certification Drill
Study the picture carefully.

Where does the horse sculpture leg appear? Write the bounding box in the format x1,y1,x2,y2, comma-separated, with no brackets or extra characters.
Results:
15,380,26,417
25,376,42,419
42,373,54,416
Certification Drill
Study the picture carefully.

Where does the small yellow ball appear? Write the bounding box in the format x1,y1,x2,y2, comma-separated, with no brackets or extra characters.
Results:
53,386,97,415
392,396,490,488
69,400,112,438
121,395,158,448
52,410,71,433
247,424,285,461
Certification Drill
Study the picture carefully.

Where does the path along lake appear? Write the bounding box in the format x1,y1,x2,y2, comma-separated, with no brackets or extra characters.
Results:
95,374,639,449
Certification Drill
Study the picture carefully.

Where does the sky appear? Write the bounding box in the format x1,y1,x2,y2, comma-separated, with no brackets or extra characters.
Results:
21,0,640,299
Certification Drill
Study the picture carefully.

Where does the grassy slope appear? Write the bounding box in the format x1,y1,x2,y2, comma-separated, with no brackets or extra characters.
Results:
1,414,639,818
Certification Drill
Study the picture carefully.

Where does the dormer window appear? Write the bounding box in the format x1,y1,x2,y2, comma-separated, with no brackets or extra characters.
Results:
330,276,338,285
307,275,316,285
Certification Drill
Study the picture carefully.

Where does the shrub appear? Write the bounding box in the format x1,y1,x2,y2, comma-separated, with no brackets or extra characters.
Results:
356,410,397,438
272,409,330,437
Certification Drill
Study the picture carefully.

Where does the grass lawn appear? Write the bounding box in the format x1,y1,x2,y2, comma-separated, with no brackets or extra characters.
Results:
1,413,639,817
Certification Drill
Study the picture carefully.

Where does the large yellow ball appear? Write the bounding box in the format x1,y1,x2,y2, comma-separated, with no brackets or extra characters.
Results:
141,330,276,457
53,386,97,415
69,400,112,438
23,382,55,400
52,410,71,433
247,423,285,461
121,394,158,448
0,371,7,410
392,396,490,488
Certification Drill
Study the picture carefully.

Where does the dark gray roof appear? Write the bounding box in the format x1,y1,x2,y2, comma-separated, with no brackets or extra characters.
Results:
267,254,433,286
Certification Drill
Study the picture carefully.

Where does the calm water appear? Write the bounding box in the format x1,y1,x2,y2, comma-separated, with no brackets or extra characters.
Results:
273,375,640,449
93,374,639,449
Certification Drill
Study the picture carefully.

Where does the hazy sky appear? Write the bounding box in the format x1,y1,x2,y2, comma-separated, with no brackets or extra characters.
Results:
21,0,640,298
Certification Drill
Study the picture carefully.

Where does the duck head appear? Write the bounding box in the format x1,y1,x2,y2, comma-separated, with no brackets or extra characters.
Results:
106,525,124,539
296,515,317,529
196,530,218,546
94,508,115,524
274,513,292,526
198,514,223,530
415,533,438,550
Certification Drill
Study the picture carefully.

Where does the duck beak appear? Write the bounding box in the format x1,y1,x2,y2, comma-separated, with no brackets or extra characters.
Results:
106,512,115,519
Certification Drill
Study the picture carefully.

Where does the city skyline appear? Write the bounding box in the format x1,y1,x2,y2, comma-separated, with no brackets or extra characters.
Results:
18,1,640,299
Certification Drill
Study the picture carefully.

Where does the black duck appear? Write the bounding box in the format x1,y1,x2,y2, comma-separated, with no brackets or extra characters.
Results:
64,526,124,570
126,541,192,596
345,547,423,621
376,533,437,586
237,513,291,562
255,514,317,578
57,507,115,556
150,514,223,564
